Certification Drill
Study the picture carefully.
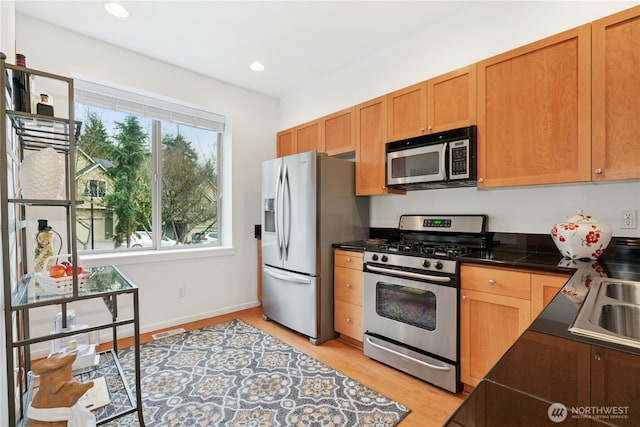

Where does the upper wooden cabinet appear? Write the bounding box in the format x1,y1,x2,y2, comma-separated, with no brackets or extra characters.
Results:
386,81,428,142
355,96,404,196
276,120,322,158
427,64,477,133
295,119,322,153
276,128,296,158
477,24,592,188
321,107,356,156
591,6,640,182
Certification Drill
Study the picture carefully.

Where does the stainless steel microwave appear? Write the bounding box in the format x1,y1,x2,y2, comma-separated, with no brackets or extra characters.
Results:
385,125,477,190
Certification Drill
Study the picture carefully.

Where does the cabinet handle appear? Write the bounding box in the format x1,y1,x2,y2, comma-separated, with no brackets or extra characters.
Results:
427,125,433,132
420,127,425,133
346,283,351,288
345,257,351,263
488,279,495,286
346,317,352,323
461,295,468,301
594,353,602,361
595,168,603,175
477,177,484,183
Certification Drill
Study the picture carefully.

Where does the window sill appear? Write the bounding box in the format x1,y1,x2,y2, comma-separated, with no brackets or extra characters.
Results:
79,245,236,268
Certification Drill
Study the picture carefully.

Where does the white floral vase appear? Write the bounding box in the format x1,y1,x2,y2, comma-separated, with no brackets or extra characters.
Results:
20,147,64,199
558,259,607,305
550,210,611,260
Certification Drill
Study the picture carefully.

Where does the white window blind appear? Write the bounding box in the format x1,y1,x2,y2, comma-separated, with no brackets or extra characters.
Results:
74,79,226,133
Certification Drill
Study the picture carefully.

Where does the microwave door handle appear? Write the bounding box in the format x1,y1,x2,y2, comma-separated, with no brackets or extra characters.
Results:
441,142,448,181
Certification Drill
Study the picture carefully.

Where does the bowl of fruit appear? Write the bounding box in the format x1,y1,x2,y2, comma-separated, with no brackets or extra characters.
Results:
35,254,90,294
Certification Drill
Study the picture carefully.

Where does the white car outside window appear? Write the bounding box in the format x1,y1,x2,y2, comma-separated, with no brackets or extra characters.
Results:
127,231,179,248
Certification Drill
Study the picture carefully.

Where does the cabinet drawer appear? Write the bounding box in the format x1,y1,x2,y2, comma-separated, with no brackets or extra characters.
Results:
334,250,363,269
334,267,363,306
461,265,530,300
334,300,363,340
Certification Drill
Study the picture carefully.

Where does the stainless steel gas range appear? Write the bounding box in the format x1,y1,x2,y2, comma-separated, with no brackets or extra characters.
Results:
363,214,491,393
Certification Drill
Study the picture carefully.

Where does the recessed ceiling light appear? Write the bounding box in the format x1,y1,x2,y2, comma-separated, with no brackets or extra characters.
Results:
104,2,129,18
249,62,266,72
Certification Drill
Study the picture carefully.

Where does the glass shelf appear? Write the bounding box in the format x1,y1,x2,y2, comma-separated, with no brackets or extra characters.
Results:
11,265,137,309
7,110,82,151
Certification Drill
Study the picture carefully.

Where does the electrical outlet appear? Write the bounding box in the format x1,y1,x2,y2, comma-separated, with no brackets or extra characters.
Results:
178,286,186,298
621,210,637,229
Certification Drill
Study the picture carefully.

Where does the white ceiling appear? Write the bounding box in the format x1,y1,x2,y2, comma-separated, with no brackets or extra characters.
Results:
14,0,474,99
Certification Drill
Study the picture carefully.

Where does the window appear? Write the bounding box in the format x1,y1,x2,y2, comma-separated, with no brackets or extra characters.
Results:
74,80,225,252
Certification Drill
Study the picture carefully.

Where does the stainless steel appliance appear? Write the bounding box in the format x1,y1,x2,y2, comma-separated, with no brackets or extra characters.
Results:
363,214,490,393
261,151,369,345
385,125,476,190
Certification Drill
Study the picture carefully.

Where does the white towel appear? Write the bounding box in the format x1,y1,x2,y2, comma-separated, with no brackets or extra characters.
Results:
27,402,96,426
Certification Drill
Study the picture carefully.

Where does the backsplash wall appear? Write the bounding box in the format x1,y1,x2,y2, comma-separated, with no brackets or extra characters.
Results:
369,180,640,238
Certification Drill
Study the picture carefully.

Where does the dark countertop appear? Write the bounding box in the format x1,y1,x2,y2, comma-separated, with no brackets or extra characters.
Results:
334,234,640,426
444,238,640,427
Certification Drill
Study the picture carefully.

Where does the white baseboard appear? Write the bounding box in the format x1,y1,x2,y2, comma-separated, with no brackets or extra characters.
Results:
30,300,262,360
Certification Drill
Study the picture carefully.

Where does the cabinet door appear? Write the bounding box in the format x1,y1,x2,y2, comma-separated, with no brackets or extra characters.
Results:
322,107,355,156
334,300,364,341
488,331,591,408
460,289,531,387
477,24,592,187
355,96,404,196
387,81,428,142
530,272,569,319
427,64,477,133
277,128,296,158
591,346,640,427
295,120,321,153
334,266,362,306
592,6,640,181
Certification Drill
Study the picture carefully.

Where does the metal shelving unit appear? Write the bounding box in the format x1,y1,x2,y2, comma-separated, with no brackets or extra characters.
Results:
1,52,144,426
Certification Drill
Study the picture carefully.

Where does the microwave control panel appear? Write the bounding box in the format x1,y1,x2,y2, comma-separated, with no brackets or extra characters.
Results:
449,139,470,179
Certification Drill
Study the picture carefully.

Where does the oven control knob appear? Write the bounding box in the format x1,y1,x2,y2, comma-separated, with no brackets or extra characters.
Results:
435,261,444,270
422,260,431,268
371,254,379,261
381,255,389,262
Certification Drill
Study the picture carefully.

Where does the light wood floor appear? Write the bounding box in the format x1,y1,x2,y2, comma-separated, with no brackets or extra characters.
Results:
113,306,466,427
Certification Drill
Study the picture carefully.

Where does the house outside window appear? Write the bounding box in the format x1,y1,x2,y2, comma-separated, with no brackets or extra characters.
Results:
74,80,225,252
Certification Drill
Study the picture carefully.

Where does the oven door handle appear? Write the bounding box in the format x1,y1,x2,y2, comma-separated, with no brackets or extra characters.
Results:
365,265,452,283
365,336,452,372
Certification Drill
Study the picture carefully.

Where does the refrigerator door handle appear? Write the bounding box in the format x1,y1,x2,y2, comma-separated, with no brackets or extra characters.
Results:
275,163,283,259
283,163,291,259
263,266,312,285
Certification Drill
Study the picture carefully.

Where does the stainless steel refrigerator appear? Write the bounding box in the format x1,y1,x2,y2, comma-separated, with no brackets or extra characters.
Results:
261,151,369,344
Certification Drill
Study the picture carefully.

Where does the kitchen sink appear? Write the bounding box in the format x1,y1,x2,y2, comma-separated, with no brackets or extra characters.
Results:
597,304,640,340
570,278,640,349
605,282,640,304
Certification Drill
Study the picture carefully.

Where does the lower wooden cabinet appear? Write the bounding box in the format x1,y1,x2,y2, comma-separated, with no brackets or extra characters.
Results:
333,249,364,344
530,272,569,319
460,264,570,388
591,345,640,427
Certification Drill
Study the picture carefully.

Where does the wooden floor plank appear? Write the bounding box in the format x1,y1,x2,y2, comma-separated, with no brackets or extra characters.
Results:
101,306,466,426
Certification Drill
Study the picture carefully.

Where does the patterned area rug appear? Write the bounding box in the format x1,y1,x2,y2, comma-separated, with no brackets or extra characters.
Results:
105,318,410,426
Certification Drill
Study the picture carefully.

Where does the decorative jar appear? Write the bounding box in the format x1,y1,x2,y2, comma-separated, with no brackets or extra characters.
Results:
20,147,64,199
550,210,611,260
